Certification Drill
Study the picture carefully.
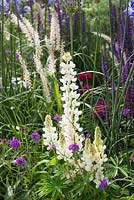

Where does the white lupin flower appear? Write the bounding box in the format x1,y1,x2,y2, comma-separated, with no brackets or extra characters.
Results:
41,51,108,189
55,52,84,161
81,127,107,187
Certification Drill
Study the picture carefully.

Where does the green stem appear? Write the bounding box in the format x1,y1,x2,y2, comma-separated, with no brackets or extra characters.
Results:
1,0,5,90
70,13,73,57
111,0,129,145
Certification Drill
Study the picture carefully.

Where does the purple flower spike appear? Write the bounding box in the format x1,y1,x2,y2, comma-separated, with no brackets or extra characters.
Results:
54,114,61,122
124,1,134,20
15,157,26,167
68,144,79,151
31,132,40,141
99,179,108,190
10,139,20,149
48,0,56,5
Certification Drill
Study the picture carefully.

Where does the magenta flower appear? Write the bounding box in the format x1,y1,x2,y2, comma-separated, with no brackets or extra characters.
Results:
78,72,92,82
130,157,134,161
15,157,26,167
68,144,79,151
31,132,40,141
99,179,108,190
95,100,107,119
10,139,20,149
79,85,92,94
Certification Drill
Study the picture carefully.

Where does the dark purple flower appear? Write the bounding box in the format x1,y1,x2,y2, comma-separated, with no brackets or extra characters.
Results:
50,144,56,150
0,85,2,92
28,0,34,8
20,127,26,133
54,114,61,122
102,54,108,84
48,0,56,5
86,133,91,138
129,1,134,9
10,139,20,149
6,50,11,55
22,51,27,55
1,138,8,144
31,132,40,141
123,108,130,116
25,151,30,155
16,54,19,60
68,144,79,151
79,85,92,94
15,157,26,167
124,1,134,20
99,179,108,190
130,157,134,161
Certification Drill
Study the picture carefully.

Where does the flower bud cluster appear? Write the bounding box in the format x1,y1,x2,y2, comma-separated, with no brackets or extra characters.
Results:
42,115,58,150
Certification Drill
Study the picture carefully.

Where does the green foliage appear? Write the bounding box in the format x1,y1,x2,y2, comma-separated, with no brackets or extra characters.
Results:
0,0,134,199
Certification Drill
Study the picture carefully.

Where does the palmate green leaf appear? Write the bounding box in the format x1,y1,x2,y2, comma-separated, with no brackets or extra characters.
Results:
111,184,121,192
118,167,128,177
37,175,67,199
70,182,85,198
113,167,119,178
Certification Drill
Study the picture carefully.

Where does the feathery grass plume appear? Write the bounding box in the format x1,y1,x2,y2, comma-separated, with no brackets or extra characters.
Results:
33,30,51,102
35,3,45,29
11,13,51,101
45,9,64,75
59,42,65,63
45,38,57,75
17,52,31,88
50,9,61,50
11,13,33,44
